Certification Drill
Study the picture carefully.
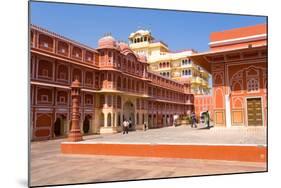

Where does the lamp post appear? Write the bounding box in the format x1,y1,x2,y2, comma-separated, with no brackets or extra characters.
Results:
68,79,83,142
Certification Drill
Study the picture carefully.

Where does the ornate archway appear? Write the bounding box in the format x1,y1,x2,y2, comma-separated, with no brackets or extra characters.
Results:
54,114,66,137
123,100,135,128
83,115,91,134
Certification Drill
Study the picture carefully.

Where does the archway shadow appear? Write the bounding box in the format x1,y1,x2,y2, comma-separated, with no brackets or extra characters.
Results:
198,125,214,130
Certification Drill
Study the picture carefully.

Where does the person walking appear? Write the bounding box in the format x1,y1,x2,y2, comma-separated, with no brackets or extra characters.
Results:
204,110,210,128
125,120,129,134
143,122,147,131
122,120,128,134
191,111,197,128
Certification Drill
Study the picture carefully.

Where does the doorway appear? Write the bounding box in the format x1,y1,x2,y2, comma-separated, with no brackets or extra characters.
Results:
123,101,135,129
54,115,66,137
83,115,91,134
247,98,263,126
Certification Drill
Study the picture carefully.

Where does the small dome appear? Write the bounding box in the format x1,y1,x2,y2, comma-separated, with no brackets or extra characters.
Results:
98,35,117,48
129,29,151,39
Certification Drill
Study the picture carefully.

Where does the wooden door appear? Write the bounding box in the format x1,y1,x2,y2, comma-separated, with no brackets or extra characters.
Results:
247,98,263,126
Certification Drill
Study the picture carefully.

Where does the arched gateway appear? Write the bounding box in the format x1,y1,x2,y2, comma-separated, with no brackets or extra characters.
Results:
123,100,135,130
54,114,66,137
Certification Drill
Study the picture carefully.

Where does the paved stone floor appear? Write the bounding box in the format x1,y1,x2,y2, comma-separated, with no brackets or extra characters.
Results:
31,126,267,187
82,125,266,145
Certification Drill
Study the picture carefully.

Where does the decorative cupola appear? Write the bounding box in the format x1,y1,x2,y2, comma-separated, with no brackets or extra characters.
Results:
128,29,154,44
98,33,117,48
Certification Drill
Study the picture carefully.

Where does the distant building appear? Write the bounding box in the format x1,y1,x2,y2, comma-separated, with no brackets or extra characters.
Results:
128,30,211,95
190,24,267,127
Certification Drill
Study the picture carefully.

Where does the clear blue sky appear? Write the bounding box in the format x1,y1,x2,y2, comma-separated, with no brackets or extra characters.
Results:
30,1,266,52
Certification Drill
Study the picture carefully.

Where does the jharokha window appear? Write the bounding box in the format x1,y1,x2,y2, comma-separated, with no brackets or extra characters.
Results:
37,88,52,104
94,74,99,88
59,72,66,80
85,51,93,62
247,78,259,92
41,95,48,102
57,91,67,104
72,46,82,59
58,41,69,56
57,64,68,81
39,34,53,51
72,69,82,82
38,60,53,79
59,96,66,104
108,51,112,63
107,95,112,107
85,95,93,105
85,72,93,86
117,96,121,108
100,95,105,107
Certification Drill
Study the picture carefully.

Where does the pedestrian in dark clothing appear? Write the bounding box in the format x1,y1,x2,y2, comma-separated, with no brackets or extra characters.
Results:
191,111,197,128
143,122,147,131
204,110,210,128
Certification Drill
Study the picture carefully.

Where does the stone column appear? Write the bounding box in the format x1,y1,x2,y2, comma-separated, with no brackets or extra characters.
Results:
104,112,108,127
121,112,124,125
111,112,115,128
114,113,118,127
68,80,83,142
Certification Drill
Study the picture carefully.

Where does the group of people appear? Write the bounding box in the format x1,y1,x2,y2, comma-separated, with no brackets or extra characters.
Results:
190,110,210,128
122,119,148,134
122,119,131,134
121,111,210,134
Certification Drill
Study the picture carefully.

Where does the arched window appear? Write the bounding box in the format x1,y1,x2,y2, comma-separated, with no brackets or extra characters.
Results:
247,78,259,92
108,73,112,81
117,76,121,89
132,80,135,91
117,96,121,108
100,95,105,107
128,79,131,90
107,95,112,107
123,78,127,90
137,113,139,124
107,113,111,127
128,61,131,71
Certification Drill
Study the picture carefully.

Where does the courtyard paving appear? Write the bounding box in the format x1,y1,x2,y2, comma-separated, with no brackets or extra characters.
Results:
30,126,267,187
82,125,266,145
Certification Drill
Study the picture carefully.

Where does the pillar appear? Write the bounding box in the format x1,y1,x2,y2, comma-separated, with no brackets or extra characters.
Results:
68,80,83,142
104,112,108,127
225,94,232,128
110,112,115,127
114,112,118,127
121,112,124,125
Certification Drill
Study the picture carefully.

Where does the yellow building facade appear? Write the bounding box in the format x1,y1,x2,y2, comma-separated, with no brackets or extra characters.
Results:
129,30,211,94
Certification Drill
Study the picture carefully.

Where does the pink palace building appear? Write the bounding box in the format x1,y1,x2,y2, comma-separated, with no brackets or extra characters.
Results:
30,25,194,141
